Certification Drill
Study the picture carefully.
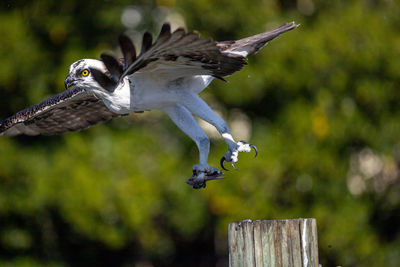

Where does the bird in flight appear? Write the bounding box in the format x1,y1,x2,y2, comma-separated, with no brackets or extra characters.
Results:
0,22,298,189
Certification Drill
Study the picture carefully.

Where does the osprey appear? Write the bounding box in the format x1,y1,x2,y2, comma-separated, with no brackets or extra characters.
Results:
0,22,298,189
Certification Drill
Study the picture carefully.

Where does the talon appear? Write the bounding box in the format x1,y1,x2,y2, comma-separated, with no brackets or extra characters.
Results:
240,140,258,157
220,157,229,171
231,161,238,170
250,144,258,157
187,168,224,189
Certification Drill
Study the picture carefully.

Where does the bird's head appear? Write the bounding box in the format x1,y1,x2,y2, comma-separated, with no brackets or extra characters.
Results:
64,59,107,90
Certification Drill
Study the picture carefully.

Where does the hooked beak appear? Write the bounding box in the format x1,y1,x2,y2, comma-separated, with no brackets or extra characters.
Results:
64,74,76,90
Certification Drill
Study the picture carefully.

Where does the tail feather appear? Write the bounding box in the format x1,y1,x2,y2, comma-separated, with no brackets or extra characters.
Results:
218,22,299,57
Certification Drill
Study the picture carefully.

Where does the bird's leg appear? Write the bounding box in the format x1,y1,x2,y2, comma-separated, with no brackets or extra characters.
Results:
162,104,223,189
180,93,257,170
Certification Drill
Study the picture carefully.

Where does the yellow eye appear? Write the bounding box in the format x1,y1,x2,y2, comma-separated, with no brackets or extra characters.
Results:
81,69,89,76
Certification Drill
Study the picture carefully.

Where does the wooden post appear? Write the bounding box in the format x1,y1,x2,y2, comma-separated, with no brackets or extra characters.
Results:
228,218,319,267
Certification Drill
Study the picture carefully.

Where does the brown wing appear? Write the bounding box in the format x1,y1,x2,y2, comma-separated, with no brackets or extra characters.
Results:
122,23,248,79
217,22,299,56
0,87,123,136
92,22,298,91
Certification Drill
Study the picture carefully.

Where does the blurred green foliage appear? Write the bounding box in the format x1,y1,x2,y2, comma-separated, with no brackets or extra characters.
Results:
1,0,400,266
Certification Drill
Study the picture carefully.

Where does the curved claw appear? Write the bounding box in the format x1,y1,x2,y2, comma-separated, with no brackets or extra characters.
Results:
240,140,258,158
250,144,258,157
231,161,238,170
220,157,229,171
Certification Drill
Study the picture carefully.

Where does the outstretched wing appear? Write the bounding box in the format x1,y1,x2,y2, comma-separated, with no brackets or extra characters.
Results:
122,23,248,79
91,22,298,91
0,87,122,136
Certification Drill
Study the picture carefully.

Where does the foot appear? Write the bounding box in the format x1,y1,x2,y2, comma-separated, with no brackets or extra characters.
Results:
220,141,258,171
186,165,224,189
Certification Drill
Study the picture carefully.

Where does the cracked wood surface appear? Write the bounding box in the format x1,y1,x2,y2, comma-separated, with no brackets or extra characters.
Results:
228,218,319,267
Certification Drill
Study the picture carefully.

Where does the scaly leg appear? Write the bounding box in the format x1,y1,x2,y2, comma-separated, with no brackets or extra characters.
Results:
161,104,223,189
179,93,257,170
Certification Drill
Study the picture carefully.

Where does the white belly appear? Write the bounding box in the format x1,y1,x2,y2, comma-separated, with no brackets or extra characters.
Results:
130,74,214,111
96,74,214,114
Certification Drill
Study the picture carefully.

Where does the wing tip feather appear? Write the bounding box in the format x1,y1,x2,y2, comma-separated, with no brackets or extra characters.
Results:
140,31,153,55
119,34,137,67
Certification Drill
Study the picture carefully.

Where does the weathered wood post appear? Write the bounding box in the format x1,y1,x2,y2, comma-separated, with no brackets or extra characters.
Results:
228,218,319,267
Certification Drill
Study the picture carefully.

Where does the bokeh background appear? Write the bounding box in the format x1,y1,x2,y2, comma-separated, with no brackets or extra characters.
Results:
1,0,400,266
